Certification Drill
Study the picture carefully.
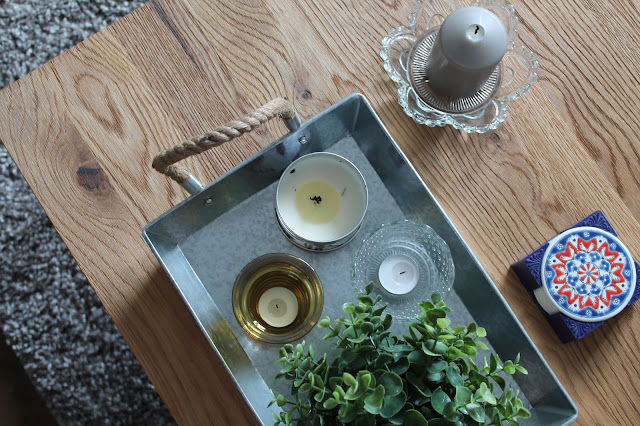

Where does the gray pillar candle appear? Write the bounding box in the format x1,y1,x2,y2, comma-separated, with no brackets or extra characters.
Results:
427,6,508,98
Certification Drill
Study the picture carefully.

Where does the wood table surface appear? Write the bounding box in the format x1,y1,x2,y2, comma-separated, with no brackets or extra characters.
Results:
1,0,639,424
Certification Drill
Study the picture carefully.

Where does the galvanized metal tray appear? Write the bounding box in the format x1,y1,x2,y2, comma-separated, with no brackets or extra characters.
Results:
143,94,577,425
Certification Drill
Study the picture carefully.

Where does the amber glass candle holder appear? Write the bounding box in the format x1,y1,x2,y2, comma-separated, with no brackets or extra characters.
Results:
232,253,324,344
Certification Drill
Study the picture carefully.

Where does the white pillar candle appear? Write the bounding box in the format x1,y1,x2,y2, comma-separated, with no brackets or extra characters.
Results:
257,287,299,328
427,6,508,98
378,254,420,295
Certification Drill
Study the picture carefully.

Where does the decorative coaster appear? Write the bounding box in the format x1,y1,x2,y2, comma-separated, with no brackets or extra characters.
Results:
512,211,640,342
537,226,636,322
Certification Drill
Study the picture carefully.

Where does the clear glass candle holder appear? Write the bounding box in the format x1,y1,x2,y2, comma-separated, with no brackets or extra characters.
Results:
351,220,455,319
381,0,539,133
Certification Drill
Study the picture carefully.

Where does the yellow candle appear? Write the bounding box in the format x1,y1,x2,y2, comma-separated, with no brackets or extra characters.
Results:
257,287,299,328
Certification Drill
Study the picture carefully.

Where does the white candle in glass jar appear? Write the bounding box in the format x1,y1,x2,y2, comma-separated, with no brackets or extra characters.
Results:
257,287,299,328
427,6,508,98
378,254,420,295
276,153,367,247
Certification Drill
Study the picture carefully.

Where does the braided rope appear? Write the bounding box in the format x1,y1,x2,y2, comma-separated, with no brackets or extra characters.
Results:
152,98,296,183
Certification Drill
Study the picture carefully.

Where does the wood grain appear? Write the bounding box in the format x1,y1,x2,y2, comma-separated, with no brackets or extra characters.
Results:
1,0,640,424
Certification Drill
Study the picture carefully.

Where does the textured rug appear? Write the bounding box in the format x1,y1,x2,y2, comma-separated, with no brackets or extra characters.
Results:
1,1,175,424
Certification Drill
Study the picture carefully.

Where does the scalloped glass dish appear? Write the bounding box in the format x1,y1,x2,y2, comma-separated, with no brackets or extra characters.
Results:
351,220,455,319
381,0,539,133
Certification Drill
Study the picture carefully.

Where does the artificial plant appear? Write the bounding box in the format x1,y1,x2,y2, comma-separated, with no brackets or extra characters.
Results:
270,283,530,425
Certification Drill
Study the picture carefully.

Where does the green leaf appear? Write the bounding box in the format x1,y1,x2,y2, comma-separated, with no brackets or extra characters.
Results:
430,387,451,415
358,371,373,391
445,364,464,387
407,372,432,398
446,346,466,358
347,334,369,344
431,292,443,304
461,345,477,356
275,394,287,407
298,383,311,394
425,372,445,383
379,372,404,397
338,402,358,423
436,317,451,329
343,372,356,387
467,322,477,333
454,386,472,406
372,306,387,317
375,353,394,368
481,387,496,406
386,344,414,353
408,350,429,365
403,409,429,426
364,385,385,414
323,397,338,410
381,390,407,418
318,316,331,328
426,360,448,374
453,325,467,335
491,373,506,391
476,327,487,337
426,309,447,323
365,282,374,294
343,302,356,314
476,341,489,350
503,360,516,375
426,419,451,426
515,365,528,375
465,402,486,422
358,295,374,306
392,356,410,375
517,407,532,418
443,401,462,422
322,329,338,340
489,353,498,373
382,314,393,329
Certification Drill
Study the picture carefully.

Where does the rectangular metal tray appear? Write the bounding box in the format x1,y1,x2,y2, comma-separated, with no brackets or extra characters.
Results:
144,94,577,425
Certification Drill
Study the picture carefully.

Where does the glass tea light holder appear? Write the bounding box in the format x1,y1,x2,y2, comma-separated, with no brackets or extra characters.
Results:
276,152,368,252
232,253,324,344
381,0,539,133
351,220,455,319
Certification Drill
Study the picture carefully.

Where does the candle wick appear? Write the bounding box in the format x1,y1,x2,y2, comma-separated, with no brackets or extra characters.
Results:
276,304,279,309
475,25,480,34
399,271,406,275
310,195,322,205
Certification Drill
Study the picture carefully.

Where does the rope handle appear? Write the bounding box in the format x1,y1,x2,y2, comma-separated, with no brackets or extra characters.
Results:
152,98,297,185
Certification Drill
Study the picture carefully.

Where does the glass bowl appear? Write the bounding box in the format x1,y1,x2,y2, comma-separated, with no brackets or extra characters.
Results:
351,220,455,319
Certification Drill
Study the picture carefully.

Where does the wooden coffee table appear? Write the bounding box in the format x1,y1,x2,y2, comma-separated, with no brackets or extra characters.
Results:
1,0,639,424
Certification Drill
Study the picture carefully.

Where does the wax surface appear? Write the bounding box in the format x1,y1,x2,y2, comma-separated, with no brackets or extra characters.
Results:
257,287,298,328
378,254,419,295
294,181,340,224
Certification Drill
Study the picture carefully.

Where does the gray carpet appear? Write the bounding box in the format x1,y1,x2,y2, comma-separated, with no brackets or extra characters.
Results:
1,1,175,424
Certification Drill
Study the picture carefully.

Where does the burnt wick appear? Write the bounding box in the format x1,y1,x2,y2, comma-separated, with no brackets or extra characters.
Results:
399,271,406,275
475,25,480,34
310,195,322,205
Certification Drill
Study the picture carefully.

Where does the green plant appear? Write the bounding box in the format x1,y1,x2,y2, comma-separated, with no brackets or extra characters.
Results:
269,283,531,425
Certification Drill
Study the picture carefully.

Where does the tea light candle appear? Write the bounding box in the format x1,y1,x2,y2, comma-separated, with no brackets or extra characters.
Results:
378,254,420,295
257,287,299,328
276,153,368,250
427,6,508,98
